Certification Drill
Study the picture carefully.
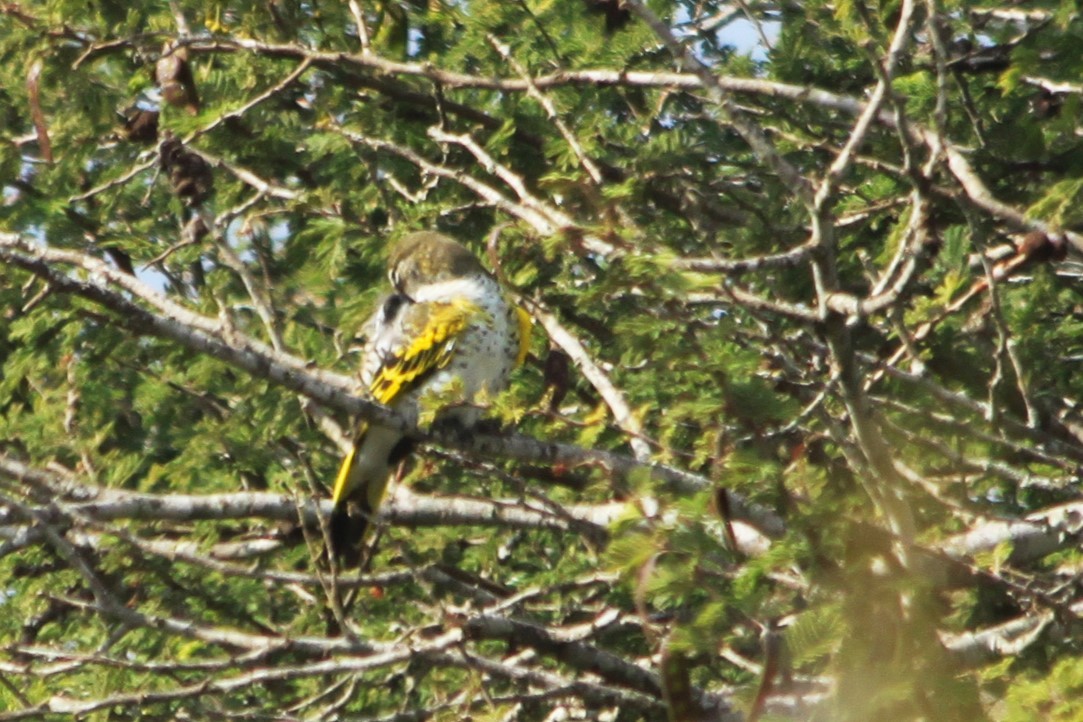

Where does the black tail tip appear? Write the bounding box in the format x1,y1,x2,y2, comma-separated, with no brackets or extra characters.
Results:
329,505,368,569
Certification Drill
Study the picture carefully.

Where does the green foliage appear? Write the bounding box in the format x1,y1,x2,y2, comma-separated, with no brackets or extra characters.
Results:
1001,656,1083,722
784,603,842,668
2,0,1083,720
1027,177,1083,227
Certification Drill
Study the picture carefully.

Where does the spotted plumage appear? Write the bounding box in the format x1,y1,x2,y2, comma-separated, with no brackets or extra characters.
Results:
330,231,530,566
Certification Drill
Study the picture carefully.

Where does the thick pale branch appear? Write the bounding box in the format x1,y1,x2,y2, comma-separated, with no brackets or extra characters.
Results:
0,235,786,534
940,611,1055,667
465,614,663,697
0,455,611,535
672,242,815,274
525,300,653,462
941,500,1083,565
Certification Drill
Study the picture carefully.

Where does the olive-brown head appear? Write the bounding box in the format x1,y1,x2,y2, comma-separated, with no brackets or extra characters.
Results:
388,231,488,299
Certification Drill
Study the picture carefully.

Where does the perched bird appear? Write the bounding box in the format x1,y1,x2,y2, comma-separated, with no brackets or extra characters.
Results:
330,231,532,566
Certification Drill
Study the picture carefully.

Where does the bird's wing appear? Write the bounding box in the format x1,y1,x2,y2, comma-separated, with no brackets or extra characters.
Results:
331,297,479,507
366,297,480,404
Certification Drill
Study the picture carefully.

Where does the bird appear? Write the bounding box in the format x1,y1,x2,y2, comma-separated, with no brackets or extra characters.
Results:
329,231,532,567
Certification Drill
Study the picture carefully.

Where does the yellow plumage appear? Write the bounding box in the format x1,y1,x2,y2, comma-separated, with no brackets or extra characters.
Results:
331,299,477,512
329,233,529,567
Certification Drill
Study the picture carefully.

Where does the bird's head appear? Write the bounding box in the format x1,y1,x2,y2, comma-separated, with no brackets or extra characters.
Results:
387,231,487,298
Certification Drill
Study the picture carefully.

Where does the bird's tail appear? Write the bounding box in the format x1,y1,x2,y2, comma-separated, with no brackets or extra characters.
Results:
329,501,368,569
328,442,369,568
327,425,412,568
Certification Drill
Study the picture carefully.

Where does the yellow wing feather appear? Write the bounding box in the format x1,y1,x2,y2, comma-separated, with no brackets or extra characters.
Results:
331,299,477,507
367,300,476,404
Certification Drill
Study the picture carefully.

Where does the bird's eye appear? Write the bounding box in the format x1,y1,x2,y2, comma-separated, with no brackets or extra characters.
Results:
380,293,407,322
